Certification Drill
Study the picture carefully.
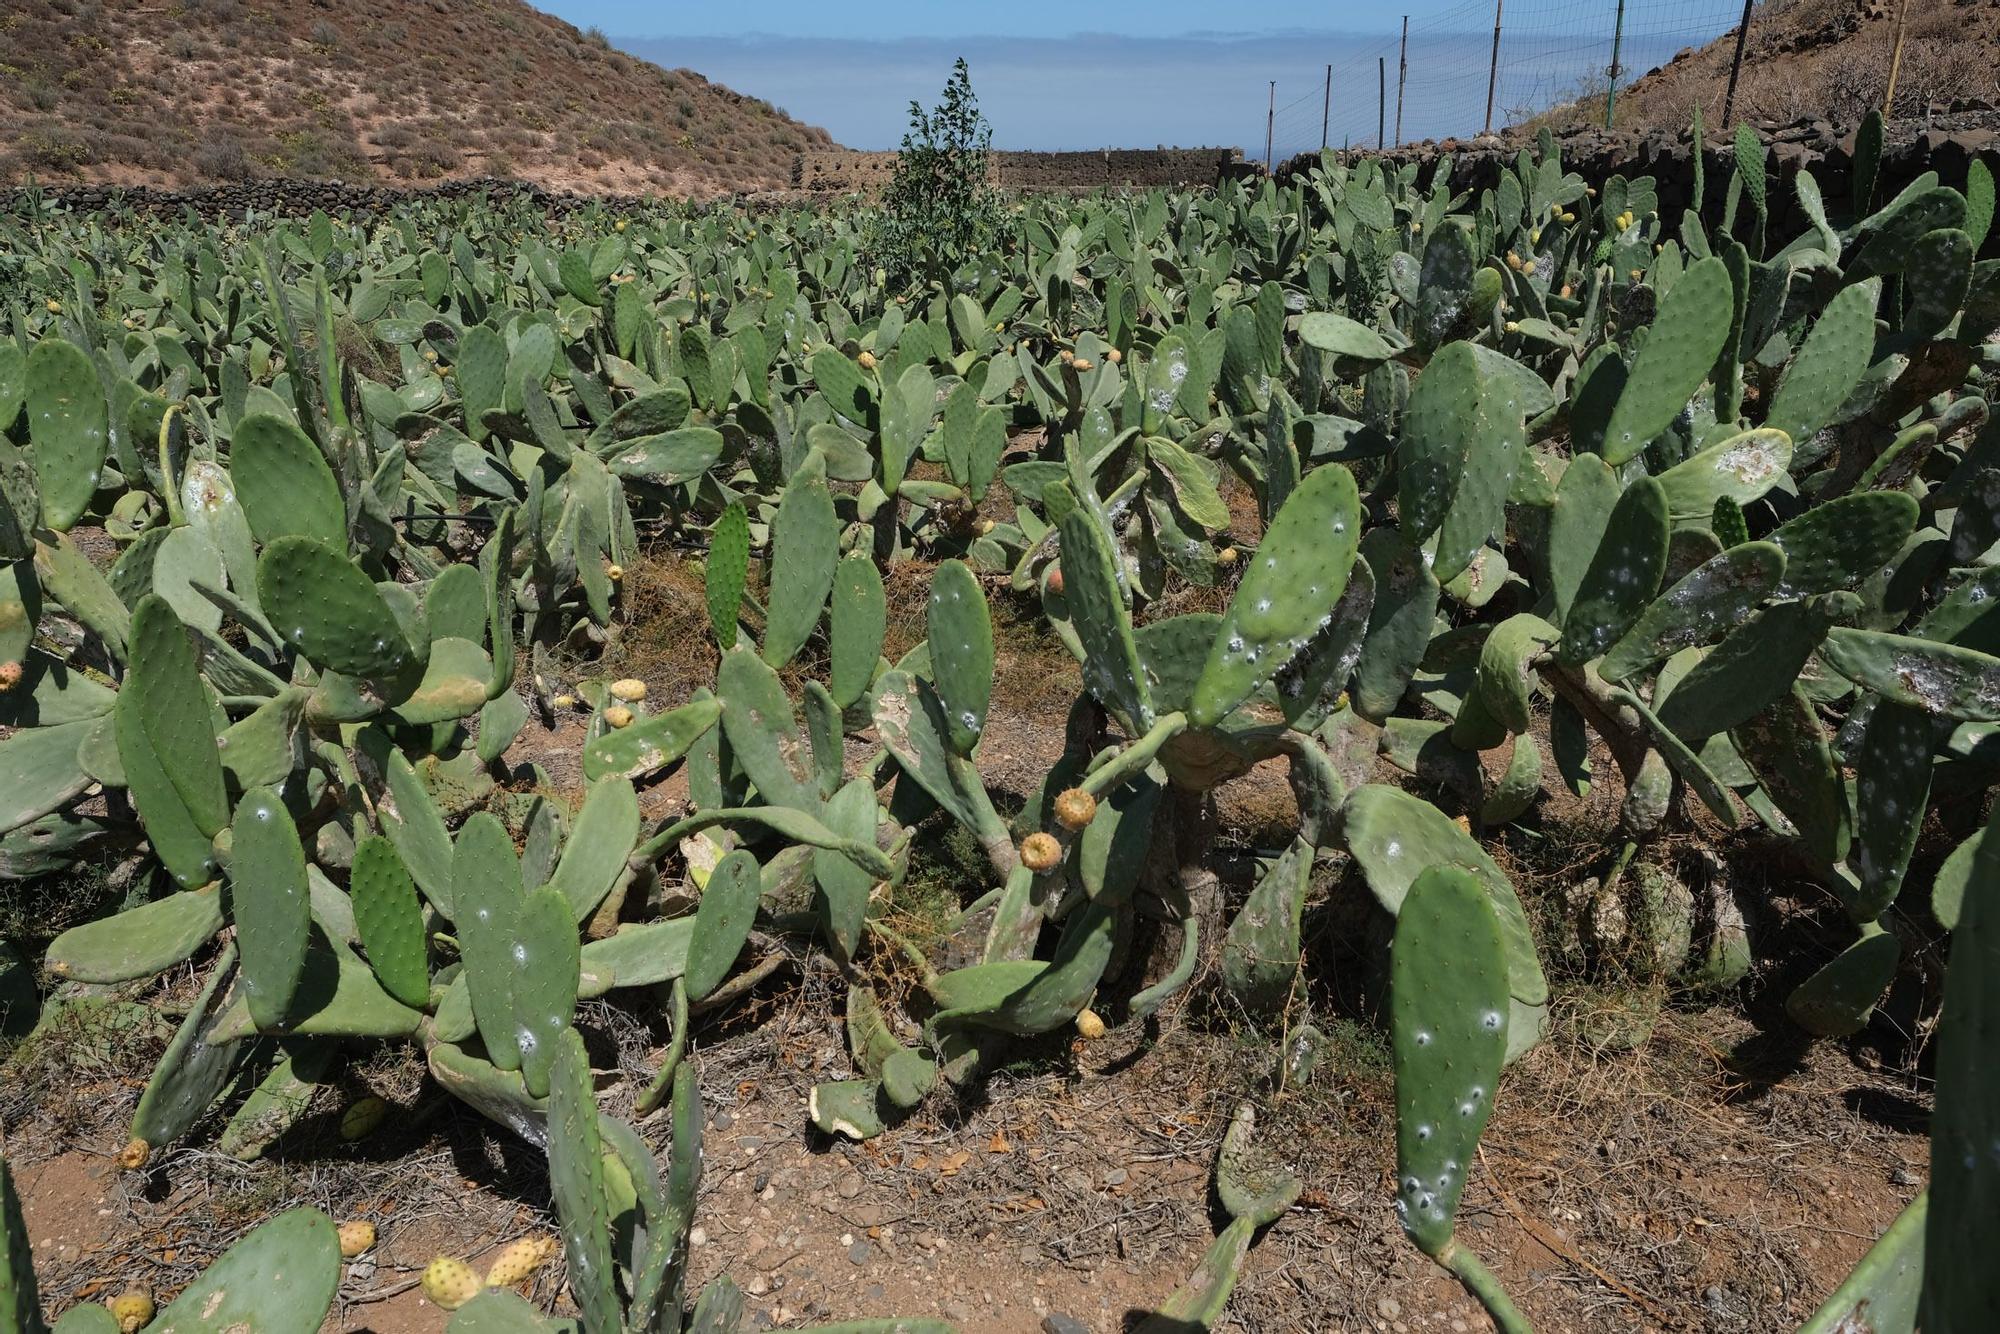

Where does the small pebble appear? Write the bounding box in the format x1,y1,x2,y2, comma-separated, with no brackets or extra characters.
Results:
847,1240,872,1266
1103,1168,1128,1187
1376,1296,1402,1319
1042,1316,1089,1334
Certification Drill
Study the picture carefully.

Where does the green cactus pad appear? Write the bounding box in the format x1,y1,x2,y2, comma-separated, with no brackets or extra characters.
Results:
218,1043,334,1162
1215,1103,1303,1227
582,693,719,782
1921,802,2000,1329
762,477,839,669
348,835,429,1010
1391,866,1510,1256
1055,508,1153,732
1474,614,1559,734
1800,1193,1926,1334
1191,464,1360,727
446,1291,557,1334
718,647,818,812
1353,529,1440,722
152,1208,340,1334
685,848,761,1002
512,886,580,1100
44,890,225,984
131,943,248,1151
1599,257,1732,463
127,595,229,840
257,536,419,696
393,637,491,726
1731,688,1851,865
1557,476,1669,665
545,1028,621,1334
1768,492,1919,598
1396,341,1484,542
1851,704,1943,922
381,749,455,915
230,787,311,1031
452,812,526,1071
1600,542,1787,682
1654,599,1834,741
230,412,346,550
1220,837,1314,1010
1786,924,1899,1037
1821,630,2000,720
809,1079,888,1141
1653,429,1792,520
830,552,887,709
1135,1216,1256,1332
1765,277,1882,449
813,777,878,963
1340,785,1548,1023
546,778,640,924
705,501,749,651
927,560,993,757
26,338,107,534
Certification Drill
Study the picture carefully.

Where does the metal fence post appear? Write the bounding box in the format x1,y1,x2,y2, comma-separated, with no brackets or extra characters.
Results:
1396,16,1408,146
1378,57,1386,149
1265,81,1276,172
1322,64,1332,151
1605,0,1626,129
1720,0,1754,126
1483,0,1504,134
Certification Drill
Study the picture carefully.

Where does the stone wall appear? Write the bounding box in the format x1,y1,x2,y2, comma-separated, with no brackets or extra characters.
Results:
3,177,658,218
1277,114,2000,236
796,148,1244,194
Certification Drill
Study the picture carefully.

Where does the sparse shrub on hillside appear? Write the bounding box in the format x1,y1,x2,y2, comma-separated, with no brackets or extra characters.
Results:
164,29,199,60
874,57,1005,290
193,134,252,180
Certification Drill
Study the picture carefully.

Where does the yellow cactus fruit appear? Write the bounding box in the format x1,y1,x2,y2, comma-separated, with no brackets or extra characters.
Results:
107,1290,154,1333
1072,357,1094,371
1106,347,1122,363
45,299,62,314
1217,546,1239,566
605,562,624,582
610,678,648,703
615,218,629,232
1053,788,1098,831
484,1235,558,1289
1059,348,1075,364
1075,1008,1107,1040
0,660,22,693
1504,320,1520,334
857,350,877,370
422,1257,483,1311
1529,228,1541,245
976,518,996,536
338,1220,378,1258
605,704,635,729
118,1138,150,1171
1046,564,1065,595
1560,283,1573,299
340,1095,389,1141
1504,250,1521,270
552,693,578,710
1020,832,1062,873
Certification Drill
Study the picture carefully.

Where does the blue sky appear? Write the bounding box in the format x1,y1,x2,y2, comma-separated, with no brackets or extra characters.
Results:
536,1,1742,158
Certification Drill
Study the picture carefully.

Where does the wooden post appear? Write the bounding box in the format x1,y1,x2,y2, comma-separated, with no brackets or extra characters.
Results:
1605,0,1626,129
1720,0,1755,126
1884,0,1912,113
1483,0,1504,134
1378,57,1386,149
1322,64,1332,151
1266,81,1276,172
1395,16,1409,147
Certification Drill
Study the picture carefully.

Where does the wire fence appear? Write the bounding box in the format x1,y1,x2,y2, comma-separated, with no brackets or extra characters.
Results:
1263,0,1750,162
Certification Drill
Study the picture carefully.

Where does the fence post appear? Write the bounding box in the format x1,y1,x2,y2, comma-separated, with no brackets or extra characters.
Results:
1605,0,1626,129
1483,0,1504,134
1884,0,1912,113
1322,64,1332,151
1396,16,1408,146
1266,81,1276,173
1378,57,1386,149
1720,0,1754,126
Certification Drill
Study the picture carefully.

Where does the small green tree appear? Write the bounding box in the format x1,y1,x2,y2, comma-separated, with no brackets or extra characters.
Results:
875,58,1004,290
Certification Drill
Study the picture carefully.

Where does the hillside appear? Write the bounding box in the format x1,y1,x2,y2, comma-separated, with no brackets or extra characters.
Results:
1529,0,1996,134
0,0,834,195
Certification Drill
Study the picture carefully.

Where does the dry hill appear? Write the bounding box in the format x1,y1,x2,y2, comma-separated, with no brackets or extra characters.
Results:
0,0,834,195
1531,0,1997,134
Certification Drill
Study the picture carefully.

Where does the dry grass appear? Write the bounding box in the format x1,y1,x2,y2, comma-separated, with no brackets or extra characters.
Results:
0,0,833,194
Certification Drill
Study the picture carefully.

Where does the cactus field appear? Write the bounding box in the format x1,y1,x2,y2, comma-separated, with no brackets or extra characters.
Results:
0,113,1997,1332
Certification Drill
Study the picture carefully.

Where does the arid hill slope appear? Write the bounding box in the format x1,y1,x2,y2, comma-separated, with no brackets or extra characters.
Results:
0,0,834,195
